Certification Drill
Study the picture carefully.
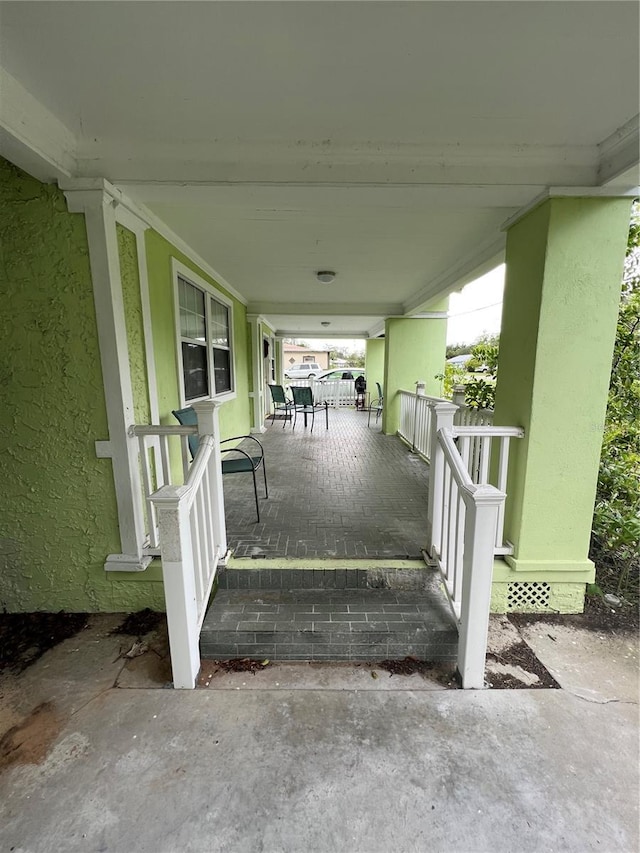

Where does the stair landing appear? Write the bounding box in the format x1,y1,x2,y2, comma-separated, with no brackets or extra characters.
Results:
201,567,457,663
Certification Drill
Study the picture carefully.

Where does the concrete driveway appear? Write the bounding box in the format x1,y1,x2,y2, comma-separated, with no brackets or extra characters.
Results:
0,613,637,853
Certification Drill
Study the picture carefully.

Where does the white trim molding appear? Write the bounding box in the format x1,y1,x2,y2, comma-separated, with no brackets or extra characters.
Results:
172,258,238,409
501,184,640,232
0,67,76,181
63,185,150,572
59,177,248,307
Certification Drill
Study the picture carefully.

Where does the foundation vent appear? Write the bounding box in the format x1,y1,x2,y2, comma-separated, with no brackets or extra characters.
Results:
507,581,551,611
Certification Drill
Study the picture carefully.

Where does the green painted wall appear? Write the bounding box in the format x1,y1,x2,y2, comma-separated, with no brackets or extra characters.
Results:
382,315,448,434
365,338,385,401
144,230,251,440
117,224,150,424
495,197,633,575
0,159,124,611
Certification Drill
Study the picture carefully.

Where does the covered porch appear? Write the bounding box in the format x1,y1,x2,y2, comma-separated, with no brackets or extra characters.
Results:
224,408,429,561
1,2,637,694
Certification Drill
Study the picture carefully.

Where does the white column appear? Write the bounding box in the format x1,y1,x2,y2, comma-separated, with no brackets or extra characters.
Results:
191,400,227,558
63,183,150,572
246,314,266,434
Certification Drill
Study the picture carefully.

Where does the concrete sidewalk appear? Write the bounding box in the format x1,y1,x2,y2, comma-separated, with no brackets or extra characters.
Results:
0,614,637,853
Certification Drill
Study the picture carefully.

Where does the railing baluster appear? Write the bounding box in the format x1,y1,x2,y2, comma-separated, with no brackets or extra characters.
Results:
479,435,491,484
495,436,510,548
160,435,172,486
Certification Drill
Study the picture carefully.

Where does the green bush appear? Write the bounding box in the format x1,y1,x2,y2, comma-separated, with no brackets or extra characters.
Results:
590,203,640,599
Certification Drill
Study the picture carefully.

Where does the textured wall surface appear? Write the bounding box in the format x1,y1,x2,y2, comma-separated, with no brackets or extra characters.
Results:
0,159,124,611
117,224,151,425
382,314,448,434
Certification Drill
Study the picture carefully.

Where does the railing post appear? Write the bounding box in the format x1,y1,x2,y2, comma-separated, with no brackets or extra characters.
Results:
452,385,467,426
426,402,458,556
457,484,505,689
191,400,228,560
151,485,200,689
412,381,425,452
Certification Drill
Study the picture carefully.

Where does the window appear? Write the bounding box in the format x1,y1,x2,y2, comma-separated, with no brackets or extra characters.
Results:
176,271,234,402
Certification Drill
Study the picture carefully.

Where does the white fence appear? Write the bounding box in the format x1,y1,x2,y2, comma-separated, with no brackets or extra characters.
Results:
130,401,227,689
286,378,357,408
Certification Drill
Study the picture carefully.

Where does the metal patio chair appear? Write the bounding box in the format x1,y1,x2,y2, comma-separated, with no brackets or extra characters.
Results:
290,385,329,432
267,384,295,427
367,382,384,427
172,407,268,522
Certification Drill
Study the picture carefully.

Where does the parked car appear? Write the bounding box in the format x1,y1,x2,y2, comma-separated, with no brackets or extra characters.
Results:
315,367,365,383
283,362,322,379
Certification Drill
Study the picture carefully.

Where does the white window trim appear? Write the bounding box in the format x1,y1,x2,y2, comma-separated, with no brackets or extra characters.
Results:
172,258,237,408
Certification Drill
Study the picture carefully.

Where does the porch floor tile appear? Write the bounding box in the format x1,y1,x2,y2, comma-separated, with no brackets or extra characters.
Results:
201,588,457,662
223,408,429,559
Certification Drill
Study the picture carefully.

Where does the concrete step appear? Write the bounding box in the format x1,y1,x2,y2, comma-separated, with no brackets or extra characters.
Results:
201,567,457,663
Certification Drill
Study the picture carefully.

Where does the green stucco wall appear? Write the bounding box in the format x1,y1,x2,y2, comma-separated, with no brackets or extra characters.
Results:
144,230,251,440
495,197,633,576
382,316,448,434
0,159,126,611
365,338,385,401
117,224,151,425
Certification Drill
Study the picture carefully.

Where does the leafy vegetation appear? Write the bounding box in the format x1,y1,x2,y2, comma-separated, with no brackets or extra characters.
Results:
590,203,640,600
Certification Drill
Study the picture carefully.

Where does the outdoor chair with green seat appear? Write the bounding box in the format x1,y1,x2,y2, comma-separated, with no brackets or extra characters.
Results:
290,385,329,432
267,384,295,427
172,406,268,522
367,382,384,427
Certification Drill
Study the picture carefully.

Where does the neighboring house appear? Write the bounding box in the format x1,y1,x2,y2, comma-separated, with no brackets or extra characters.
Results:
283,344,330,370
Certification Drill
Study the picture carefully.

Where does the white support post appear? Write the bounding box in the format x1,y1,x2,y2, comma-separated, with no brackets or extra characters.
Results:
452,385,466,409
426,402,458,556
457,484,505,689
274,338,285,385
191,400,227,559
152,486,200,689
246,314,267,434
63,183,150,572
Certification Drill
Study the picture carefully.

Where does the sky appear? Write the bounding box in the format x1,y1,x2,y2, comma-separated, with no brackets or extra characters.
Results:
446,264,505,345
297,263,505,352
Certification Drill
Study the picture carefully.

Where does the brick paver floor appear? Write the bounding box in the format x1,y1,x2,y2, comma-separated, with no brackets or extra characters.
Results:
223,408,430,559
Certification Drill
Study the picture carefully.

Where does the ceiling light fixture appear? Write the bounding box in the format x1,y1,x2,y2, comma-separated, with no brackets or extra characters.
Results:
316,270,336,284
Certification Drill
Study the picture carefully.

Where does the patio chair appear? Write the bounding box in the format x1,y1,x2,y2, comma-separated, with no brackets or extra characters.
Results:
367,382,384,427
267,384,294,428
172,407,268,522
290,385,329,432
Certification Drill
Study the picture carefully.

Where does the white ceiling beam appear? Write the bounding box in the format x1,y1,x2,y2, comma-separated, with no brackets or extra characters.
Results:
597,114,640,187
248,302,403,317
99,140,598,187
0,67,76,181
276,329,369,340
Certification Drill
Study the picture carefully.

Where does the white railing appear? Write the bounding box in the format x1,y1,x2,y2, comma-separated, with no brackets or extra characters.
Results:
399,390,523,554
433,428,505,689
286,378,357,408
131,400,227,689
453,425,524,553
452,385,494,426
131,425,195,554
398,389,451,462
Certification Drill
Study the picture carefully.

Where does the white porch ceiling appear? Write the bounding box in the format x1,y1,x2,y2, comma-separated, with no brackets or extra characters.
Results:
1,1,638,337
